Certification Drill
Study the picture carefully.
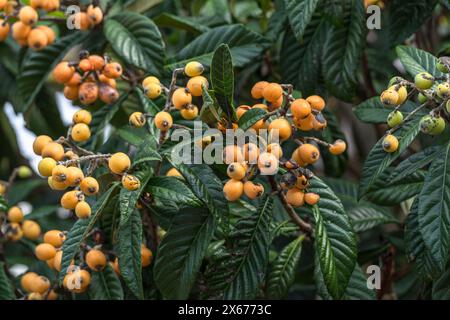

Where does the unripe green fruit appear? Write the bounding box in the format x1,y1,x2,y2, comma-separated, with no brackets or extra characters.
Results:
419,115,443,135
437,57,449,73
414,72,434,89
437,82,450,99
446,100,450,113
388,76,404,87
418,93,428,104
17,166,32,178
387,111,403,128
430,116,446,135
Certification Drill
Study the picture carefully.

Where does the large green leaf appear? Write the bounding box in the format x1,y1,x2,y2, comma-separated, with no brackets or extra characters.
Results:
388,0,439,46
89,264,124,300
418,142,450,272
267,236,303,299
354,98,421,124
211,44,235,121
343,264,376,300
311,177,357,299
322,0,366,101
154,13,209,34
396,45,443,78
237,107,267,131
166,24,269,70
104,12,165,74
59,184,120,283
18,32,87,112
0,262,15,300
284,0,320,40
359,119,421,197
432,262,450,299
154,207,215,299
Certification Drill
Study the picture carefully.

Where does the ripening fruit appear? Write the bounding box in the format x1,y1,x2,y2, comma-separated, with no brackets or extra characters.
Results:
87,5,103,25
75,201,91,219
66,72,82,87
38,158,57,177
223,179,244,201
30,276,50,294
187,76,208,96
184,61,204,77
382,134,399,153
64,269,91,292
103,62,122,79
64,85,79,100
38,26,55,45
52,251,63,271
109,152,131,174
388,76,404,87
380,89,399,106
79,58,93,72
86,249,107,271
415,72,434,89
122,174,141,191
0,183,5,195
420,115,438,135
236,105,251,119
0,0,6,10
252,119,267,132
6,222,23,241
35,243,57,261
8,206,24,223
437,58,449,73
21,272,38,293
306,95,325,111
388,85,408,105
387,110,404,128
41,142,64,160
71,123,91,142
243,181,264,200
172,88,192,109
430,116,446,135
291,99,311,119
262,83,283,102
286,188,305,207
99,74,116,88
42,0,59,12
22,220,41,240
141,246,153,267
53,62,75,84
280,172,297,189
223,145,244,164
180,105,199,120
166,168,182,178
52,165,68,183
268,118,292,141
304,193,320,205
65,167,84,187
257,152,279,175
99,84,119,104
144,82,162,99
328,139,347,155
295,175,309,190
418,92,428,104
18,165,31,179
19,6,38,25
142,76,160,87
61,190,84,210
267,143,283,159
251,81,269,99
243,143,259,163
87,55,105,71
270,95,283,110
48,177,67,191
0,19,10,41
129,112,146,128
294,113,315,131
298,143,320,164
437,82,450,99
73,109,92,125
12,21,31,40
154,111,173,131
79,82,99,105
44,230,65,248
227,162,246,180
80,177,99,196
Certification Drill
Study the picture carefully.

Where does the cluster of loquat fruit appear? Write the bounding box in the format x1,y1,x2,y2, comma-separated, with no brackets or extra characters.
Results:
379,56,450,153
53,50,121,106
0,1,59,50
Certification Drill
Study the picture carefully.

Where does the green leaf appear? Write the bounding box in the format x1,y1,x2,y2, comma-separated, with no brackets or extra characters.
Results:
89,264,124,300
154,207,215,299
132,141,161,168
418,142,450,271
18,32,88,112
200,88,222,124
267,236,304,299
59,184,119,283
359,119,421,197
104,12,165,74
343,264,376,300
211,43,235,121
237,108,267,131
354,98,421,124
284,0,320,40
388,1,438,46
167,24,269,70
432,262,450,299
322,0,366,101
396,45,444,78
7,179,46,205
0,262,15,300
311,177,357,299
154,13,209,34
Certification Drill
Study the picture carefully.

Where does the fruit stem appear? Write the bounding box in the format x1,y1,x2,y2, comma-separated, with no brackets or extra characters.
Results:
164,68,184,111
58,154,111,167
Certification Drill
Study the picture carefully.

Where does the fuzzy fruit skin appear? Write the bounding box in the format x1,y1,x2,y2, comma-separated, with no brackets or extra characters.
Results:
22,220,41,240
75,201,91,219
65,167,84,186
103,62,122,78
306,95,325,111
294,113,315,131
262,83,283,102
298,143,320,164
80,177,99,195
380,89,399,106
87,5,103,25
99,84,119,104
387,110,404,128
154,111,173,131
328,139,347,155
44,230,65,248
21,272,38,293
420,115,439,135
122,174,141,191
184,61,204,77
388,85,408,105
227,162,246,180
28,28,48,50
35,243,56,261
48,177,67,191
257,152,279,175
172,88,192,109
38,158,57,177
30,276,50,294
73,110,92,125
144,83,162,99
382,134,399,153
141,246,153,267
437,82,450,99
142,76,160,87
286,188,305,207
180,105,199,120
414,72,434,89
187,76,208,96
53,62,75,84
19,6,38,25
304,193,320,205
243,181,264,199
52,165,68,183
61,190,84,210
41,142,64,160
429,117,446,135
268,118,292,141
79,82,99,105
64,85,79,100
223,179,244,201
129,112,146,127
223,145,244,165
251,81,269,99
437,60,449,73
8,206,24,223
108,152,131,174
71,123,91,142
88,55,105,70
291,99,311,119
86,249,107,271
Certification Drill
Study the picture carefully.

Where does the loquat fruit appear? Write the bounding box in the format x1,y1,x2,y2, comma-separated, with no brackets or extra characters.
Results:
236,105,251,119
243,181,264,200
144,82,162,99
223,179,244,201
286,188,305,207
187,76,208,96
86,249,107,271
122,174,141,191
184,61,204,77
243,142,260,163
295,175,309,190
291,99,311,119
21,272,38,293
79,58,93,72
37,25,55,44
53,250,62,271
172,88,192,109
30,276,50,294
388,85,408,105
53,62,75,84
297,143,320,164
61,190,84,210
51,165,68,183
65,167,84,186
262,83,283,102
64,85,79,100
19,6,38,26
99,84,119,104
87,5,103,25
75,201,91,219
41,142,64,161
66,72,82,87
48,177,67,191
78,82,99,105
73,109,92,125
103,62,122,78
328,139,347,155
387,110,403,128
414,72,434,90
35,243,56,261
306,95,325,111
251,81,269,99
0,19,10,41
380,89,399,107
294,113,315,131
22,220,41,240
44,230,65,248
180,105,199,120
257,152,279,175
437,82,450,99
382,134,399,153
141,246,153,267
154,111,173,131
108,152,131,174
6,223,23,241
166,168,182,178
38,157,57,177
71,123,91,142
304,192,320,205
268,118,292,141
8,206,24,223
223,145,244,164
129,112,146,128
142,76,160,87
227,162,246,180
